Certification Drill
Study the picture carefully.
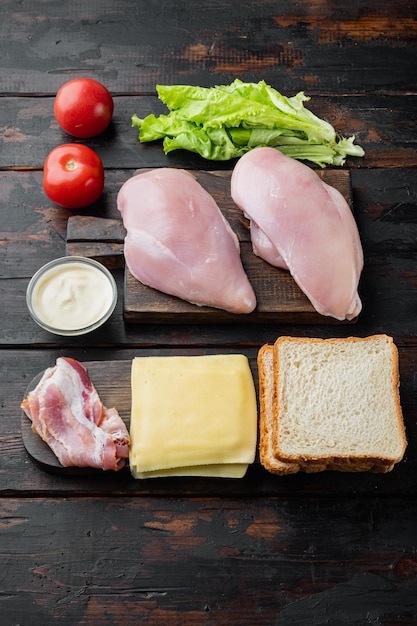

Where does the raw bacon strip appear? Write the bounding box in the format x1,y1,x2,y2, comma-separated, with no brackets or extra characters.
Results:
21,357,129,470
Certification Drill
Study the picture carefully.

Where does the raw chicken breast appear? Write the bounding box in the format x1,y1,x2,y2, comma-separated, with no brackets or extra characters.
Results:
231,148,363,321
117,168,256,314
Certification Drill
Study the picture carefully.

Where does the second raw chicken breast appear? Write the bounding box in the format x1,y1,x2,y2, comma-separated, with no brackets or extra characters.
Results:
231,148,363,321
117,168,256,314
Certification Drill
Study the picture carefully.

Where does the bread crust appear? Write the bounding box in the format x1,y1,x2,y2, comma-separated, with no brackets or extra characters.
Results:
258,344,299,475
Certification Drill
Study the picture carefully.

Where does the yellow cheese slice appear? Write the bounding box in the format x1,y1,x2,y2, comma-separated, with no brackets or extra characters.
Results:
129,354,257,478
130,463,249,479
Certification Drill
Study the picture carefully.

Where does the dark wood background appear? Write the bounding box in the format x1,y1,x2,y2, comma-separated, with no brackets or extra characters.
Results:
1,1,417,624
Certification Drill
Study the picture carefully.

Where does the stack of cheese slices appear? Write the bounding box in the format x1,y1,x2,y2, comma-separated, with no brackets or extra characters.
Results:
129,354,258,479
258,334,407,475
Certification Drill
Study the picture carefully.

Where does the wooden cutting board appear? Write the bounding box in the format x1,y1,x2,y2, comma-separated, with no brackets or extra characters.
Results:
66,168,354,324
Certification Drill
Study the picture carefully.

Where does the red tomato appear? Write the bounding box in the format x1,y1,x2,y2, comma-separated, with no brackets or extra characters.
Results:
43,144,104,209
54,78,114,138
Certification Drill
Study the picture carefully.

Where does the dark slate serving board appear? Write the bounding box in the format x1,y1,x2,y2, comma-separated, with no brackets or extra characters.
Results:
21,358,259,476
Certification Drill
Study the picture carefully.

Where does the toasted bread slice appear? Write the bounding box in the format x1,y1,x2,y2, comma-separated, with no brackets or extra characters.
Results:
272,335,407,472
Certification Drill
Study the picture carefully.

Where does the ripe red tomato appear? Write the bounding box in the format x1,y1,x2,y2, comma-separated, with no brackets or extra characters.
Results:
54,78,114,138
43,144,104,209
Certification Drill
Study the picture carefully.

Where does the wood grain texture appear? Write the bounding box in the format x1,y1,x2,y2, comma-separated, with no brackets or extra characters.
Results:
14,348,417,497
1,496,417,625
1,95,417,170
0,1,416,95
1,0,417,622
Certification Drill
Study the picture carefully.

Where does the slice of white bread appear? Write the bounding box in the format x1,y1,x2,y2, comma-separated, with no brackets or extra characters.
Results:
258,344,329,475
259,334,407,474
258,344,300,475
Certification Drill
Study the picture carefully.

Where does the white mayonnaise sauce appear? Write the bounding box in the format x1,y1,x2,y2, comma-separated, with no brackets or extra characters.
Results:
30,260,115,331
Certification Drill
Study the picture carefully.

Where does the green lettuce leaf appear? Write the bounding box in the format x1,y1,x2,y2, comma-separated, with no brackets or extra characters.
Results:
132,79,364,167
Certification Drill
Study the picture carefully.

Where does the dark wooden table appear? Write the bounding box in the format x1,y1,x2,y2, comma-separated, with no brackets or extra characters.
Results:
1,1,417,624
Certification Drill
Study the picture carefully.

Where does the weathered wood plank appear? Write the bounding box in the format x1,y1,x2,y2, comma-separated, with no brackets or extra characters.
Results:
66,216,126,242
0,1,416,95
1,1,417,623
3,343,416,496
1,496,417,625
1,95,416,169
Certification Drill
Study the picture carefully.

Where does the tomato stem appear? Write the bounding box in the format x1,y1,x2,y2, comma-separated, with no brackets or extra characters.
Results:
65,159,77,171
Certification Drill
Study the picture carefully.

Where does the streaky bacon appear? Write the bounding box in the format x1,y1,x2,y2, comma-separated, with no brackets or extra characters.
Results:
21,357,130,470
